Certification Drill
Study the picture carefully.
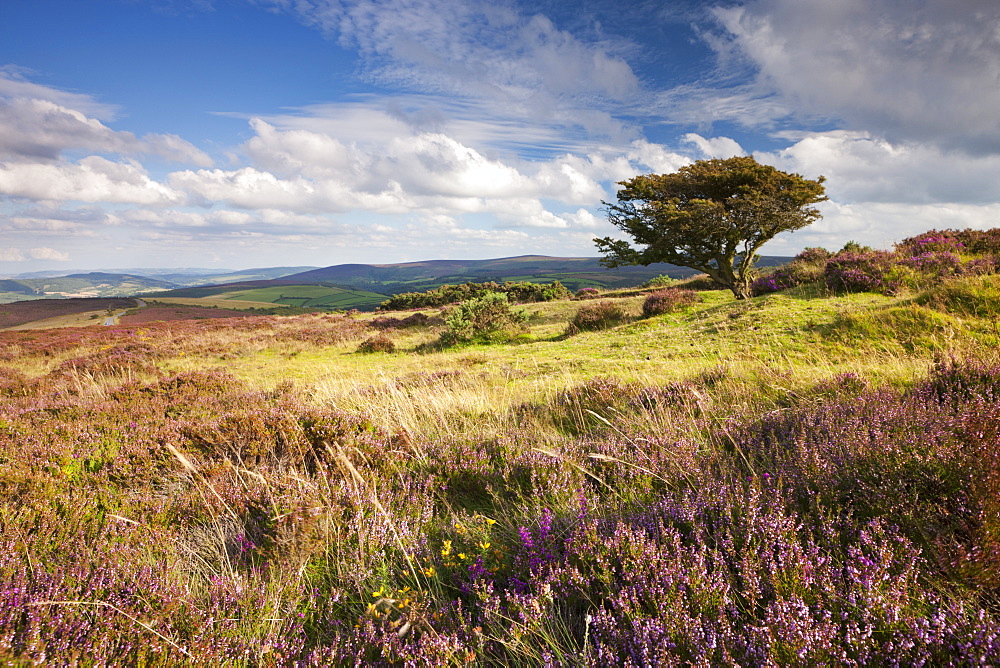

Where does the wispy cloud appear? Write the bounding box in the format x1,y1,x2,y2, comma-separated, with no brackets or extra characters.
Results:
709,0,1000,152
0,72,212,165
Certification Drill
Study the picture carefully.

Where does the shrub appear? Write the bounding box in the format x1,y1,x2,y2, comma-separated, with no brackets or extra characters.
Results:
751,269,800,296
794,246,831,264
566,300,630,335
369,312,430,330
642,274,676,288
899,251,963,281
357,334,396,353
642,288,699,316
440,291,528,345
379,280,570,310
575,287,600,300
824,250,901,294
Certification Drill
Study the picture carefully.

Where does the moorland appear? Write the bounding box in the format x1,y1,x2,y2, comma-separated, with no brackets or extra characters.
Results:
1,228,999,664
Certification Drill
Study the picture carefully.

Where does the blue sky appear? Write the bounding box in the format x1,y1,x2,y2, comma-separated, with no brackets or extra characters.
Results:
2,0,999,272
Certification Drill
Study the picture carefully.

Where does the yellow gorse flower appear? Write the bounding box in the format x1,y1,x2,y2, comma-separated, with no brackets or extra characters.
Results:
441,540,452,557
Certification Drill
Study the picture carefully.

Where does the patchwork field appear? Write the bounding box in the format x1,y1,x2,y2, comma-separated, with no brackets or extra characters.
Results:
2,231,999,664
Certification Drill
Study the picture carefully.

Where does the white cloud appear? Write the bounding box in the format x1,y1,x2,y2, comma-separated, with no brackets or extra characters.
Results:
0,80,212,165
624,140,691,174
263,0,640,138
767,200,1000,255
0,157,184,204
0,246,70,262
682,133,745,159
712,0,1000,152
757,132,1000,205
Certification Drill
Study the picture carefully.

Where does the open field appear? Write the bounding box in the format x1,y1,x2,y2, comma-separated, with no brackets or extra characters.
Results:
2,234,1000,664
0,297,136,329
150,296,287,310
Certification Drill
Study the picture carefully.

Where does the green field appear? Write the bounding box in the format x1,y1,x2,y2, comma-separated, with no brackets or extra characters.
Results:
215,284,388,310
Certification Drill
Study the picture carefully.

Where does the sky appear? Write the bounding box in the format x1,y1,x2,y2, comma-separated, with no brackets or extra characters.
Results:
2,0,999,274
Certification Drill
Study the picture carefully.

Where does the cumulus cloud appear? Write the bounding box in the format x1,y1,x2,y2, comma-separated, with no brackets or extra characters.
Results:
174,118,634,219
712,0,1000,152
757,132,1000,206
0,157,184,204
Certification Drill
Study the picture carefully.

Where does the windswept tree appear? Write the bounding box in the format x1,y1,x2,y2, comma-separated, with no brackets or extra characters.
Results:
596,156,827,299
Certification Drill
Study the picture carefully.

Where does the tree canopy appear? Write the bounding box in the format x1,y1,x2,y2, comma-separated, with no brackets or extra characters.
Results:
596,156,827,299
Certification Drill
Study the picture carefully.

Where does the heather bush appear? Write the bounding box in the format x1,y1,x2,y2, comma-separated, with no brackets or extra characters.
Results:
824,250,901,294
895,229,967,256
565,301,629,335
574,287,600,299
357,334,396,353
751,268,800,296
369,312,431,330
641,287,698,316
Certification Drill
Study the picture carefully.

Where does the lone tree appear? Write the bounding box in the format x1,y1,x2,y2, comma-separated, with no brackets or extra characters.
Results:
596,156,827,299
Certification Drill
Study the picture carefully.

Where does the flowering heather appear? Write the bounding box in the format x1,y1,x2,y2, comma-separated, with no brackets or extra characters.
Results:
751,269,800,296
641,288,698,317
824,250,901,295
565,301,630,335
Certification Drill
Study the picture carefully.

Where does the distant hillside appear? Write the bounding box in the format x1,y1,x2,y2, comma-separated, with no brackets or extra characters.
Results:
0,267,320,303
156,266,319,286
282,255,791,293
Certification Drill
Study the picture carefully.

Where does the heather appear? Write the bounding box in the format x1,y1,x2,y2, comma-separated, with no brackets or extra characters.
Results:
2,238,1000,664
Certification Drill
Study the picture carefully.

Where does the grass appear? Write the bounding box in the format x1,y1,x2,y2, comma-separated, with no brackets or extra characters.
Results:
2,257,1000,664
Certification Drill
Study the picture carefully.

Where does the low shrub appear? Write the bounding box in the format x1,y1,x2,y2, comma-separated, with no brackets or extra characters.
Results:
751,269,801,296
642,274,676,288
369,312,430,330
642,288,699,316
574,287,601,300
566,300,629,335
380,280,570,310
824,250,901,295
357,334,396,353
440,292,528,345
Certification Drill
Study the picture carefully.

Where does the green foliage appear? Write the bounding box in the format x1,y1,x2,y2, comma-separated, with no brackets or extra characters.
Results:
380,281,570,311
440,292,529,345
597,156,827,300
566,300,630,335
643,274,676,288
